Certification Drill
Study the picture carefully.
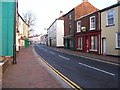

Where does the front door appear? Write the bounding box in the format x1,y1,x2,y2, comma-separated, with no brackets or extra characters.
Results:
50,39,52,46
102,38,106,55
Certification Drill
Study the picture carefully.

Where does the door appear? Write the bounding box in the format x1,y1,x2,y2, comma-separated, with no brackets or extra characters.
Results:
102,38,106,55
25,39,28,48
85,37,89,52
50,39,52,46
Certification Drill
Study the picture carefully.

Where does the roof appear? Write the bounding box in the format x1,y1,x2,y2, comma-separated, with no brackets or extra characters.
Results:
63,1,98,19
47,15,64,30
76,10,100,21
63,8,74,17
74,1,98,20
100,2,120,12
57,15,64,20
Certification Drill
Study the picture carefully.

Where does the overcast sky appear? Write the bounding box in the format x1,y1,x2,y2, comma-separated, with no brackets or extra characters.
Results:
18,0,117,35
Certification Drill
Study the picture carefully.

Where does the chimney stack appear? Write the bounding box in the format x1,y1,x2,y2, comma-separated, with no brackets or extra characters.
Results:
83,0,88,2
59,11,63,17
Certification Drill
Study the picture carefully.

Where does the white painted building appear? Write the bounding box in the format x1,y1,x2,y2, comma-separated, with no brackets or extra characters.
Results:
40,34,48,45
47,16,64,47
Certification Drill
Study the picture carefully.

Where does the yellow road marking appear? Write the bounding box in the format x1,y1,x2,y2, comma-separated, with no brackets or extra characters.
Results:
33,48,83,90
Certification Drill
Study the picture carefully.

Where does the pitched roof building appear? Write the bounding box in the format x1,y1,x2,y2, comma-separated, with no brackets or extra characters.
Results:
63,0,98,50
75,0,98,20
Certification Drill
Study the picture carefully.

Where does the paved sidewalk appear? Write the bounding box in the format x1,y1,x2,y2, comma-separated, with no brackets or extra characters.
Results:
2,46,64,88
50,47,119,64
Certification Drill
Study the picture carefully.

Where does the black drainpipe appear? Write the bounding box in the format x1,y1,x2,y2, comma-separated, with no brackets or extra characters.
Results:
13,0,17,64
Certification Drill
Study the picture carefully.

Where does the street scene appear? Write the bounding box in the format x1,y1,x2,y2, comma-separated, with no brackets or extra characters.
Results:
0,0,120,90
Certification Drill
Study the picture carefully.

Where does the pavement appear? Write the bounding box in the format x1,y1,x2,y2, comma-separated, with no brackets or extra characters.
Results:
49,46,119,65
2,46,65,89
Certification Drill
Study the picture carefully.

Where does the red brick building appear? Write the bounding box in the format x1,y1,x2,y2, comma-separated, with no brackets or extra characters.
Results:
75,11,101,54
64,0,98,50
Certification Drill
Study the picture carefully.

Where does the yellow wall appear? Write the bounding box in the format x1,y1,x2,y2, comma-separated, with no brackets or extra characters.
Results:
23,22,29,39
101,7,119,56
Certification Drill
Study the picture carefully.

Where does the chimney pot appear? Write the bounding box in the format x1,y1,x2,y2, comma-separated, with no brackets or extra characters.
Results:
59,11,63,16
83,0,88,2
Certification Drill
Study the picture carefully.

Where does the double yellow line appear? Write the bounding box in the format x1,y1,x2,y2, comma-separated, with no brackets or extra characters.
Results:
35,49,83,90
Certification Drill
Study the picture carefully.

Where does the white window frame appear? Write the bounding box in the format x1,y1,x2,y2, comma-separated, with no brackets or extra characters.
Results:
116,32,120,48
90,16,96,30
106,9,114,26
77,21,81,33
90,36,97,51
77,37,83,50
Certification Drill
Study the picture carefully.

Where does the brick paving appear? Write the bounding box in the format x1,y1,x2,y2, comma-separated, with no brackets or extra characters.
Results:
2,46,63,88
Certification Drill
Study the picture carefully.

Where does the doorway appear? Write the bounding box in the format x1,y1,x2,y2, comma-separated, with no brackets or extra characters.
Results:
85,37,89,52
50,39,52,46
102,38,106,55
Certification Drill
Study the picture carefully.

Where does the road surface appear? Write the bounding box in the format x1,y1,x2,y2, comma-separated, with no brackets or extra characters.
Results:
34,44,119,89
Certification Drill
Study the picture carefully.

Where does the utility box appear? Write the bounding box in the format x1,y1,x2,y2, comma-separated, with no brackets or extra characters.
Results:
25,39,29,48
0,1,15,56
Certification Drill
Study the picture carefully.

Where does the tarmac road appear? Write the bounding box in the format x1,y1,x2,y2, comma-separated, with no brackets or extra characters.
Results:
34,44,119,89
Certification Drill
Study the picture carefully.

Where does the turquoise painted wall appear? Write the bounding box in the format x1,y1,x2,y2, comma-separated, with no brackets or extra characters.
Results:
0,1,15,56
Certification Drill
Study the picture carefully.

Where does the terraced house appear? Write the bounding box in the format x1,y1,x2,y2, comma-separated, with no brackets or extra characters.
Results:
17,14,29,50
63,0,98,50
47,13,64,47
75,10,101,54
100,1,120,56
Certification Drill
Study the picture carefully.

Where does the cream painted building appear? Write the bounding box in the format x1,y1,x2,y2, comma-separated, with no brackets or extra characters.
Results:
16,14,29,51
101,2,120,56
47,16,64,47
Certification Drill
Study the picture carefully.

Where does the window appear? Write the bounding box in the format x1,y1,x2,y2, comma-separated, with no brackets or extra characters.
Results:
70,40,73,48
116,32,120,48
69,14,71,20
78,37,82,50
69,24,72,34
77,21,81,33
90,36,98,51
90,16,95,30
107,10,114,26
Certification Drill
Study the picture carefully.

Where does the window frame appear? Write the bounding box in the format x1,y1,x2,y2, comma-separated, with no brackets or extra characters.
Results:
90,16,96,30
90,35,98,51
77,37,83,50
106,9,114,26
77,21,81,33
